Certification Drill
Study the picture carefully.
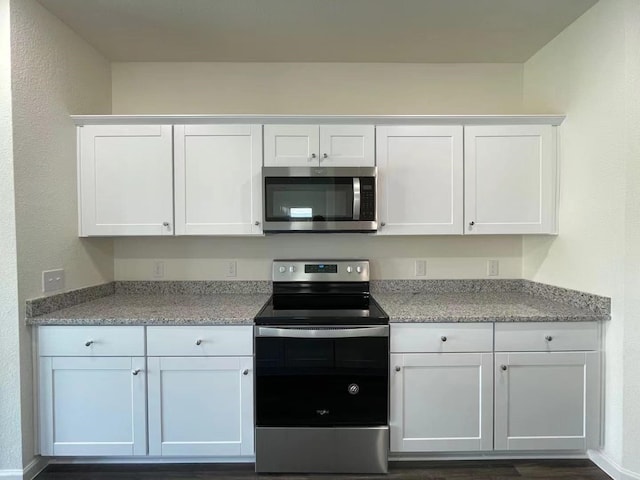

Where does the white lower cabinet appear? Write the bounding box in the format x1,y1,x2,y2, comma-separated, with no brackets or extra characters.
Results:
494,322,600,451
147,356,254,456
146,326,254,457
39,356,147,456
390,323,494,452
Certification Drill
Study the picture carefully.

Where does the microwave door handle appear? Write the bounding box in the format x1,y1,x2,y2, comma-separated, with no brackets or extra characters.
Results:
255,326,388,338
353,177,361,220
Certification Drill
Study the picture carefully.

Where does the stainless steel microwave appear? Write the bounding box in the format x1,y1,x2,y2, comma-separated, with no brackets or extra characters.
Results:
262,167,377,233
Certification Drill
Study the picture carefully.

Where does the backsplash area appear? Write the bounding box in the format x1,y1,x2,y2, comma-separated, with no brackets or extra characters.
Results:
113,235,523,281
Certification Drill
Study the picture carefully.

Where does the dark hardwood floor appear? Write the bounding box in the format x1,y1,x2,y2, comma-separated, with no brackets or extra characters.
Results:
34,459,611,480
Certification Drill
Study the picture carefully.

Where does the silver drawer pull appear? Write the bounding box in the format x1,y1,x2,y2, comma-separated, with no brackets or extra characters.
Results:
395,366,401,372
196,339,202,346
440,336,447,342
243,369,249,376
85,340,94,347
132,369,141,376
501,365,508,371
545,335,553,342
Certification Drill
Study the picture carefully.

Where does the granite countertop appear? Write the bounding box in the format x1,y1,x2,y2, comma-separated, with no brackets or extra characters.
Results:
26,280,610,326
27,293,271,326
375,292,608,323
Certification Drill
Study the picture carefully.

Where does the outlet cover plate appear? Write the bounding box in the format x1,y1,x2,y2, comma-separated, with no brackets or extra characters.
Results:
42,269,65,293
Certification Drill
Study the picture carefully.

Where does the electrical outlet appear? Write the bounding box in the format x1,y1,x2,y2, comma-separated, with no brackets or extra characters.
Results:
42,269,65,293
226,260,237,278
153,261,165,279
415,259,427,277
487,259,499,277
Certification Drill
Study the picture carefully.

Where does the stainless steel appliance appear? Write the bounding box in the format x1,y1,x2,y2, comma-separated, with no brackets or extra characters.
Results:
262,167,377,232
254,260,389,474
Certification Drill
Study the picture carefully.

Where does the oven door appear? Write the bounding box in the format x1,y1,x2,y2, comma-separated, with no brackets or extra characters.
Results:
254,325,389,427
262,167,377,232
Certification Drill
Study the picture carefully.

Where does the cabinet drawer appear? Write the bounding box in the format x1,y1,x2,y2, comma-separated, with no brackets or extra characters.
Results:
147,326,252,356
391,323,493,353
38,326,145,356
495,322,599,352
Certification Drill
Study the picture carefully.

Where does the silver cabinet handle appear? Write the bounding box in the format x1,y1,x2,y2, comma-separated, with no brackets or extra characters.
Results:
196,339,202,346
132,369,141,376
323,153,328,159
254,221,260,226
163,222,170,228
501,365,508,371
545,335,553,341
440,336,447,342
242,369,249,375
380,222,386,227
395,366,401,372
310,153,317,160
85,340,93,347
469,221,475,226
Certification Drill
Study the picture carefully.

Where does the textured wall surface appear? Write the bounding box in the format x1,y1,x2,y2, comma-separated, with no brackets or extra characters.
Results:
0,0,23,472
10,0,113,468
523,0,637,473
114,236,523,281
112,61,525,280
622,0,640,472
112,62,524,115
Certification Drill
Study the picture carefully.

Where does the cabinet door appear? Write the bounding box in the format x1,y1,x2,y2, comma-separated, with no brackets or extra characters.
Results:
390,353,493,452
78,125,174,236
464,125,557,234
264,125,319,167
39,356,147,456
377,126,463,234
148,356,254,456
495,351,600,451
319,125,375,167
174,125,262,235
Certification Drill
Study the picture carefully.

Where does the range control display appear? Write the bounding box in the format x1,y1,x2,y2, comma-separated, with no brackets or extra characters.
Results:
305,264,338,273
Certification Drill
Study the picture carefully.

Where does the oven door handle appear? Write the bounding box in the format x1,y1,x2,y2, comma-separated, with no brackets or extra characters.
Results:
255,326,389,338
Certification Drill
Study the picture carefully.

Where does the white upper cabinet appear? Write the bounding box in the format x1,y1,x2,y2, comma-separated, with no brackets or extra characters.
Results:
174,125,263,235
78,125,174,236
376,126,463,235
464,125,557,234
264,125,375,167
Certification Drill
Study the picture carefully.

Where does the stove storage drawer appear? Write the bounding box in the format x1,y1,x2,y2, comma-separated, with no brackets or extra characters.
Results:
391,323,493,353
147,326,252,356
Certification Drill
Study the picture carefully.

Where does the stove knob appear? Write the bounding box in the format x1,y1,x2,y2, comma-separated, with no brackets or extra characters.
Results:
356,266,363,274
289,266,296,273
278,266,286,273
346,266,353,273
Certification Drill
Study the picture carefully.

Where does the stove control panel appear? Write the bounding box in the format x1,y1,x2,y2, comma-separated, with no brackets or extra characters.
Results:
272,260,370,282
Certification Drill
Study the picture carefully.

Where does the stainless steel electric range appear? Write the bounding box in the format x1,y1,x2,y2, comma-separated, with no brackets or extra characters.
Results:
253,260,389,474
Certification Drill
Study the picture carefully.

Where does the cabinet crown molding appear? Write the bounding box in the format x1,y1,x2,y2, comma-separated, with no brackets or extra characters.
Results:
72,114,565,126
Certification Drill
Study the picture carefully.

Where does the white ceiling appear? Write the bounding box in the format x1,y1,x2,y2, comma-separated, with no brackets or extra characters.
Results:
37,0,598,63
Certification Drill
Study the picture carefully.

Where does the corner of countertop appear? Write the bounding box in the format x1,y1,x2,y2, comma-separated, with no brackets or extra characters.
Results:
26,282,116,319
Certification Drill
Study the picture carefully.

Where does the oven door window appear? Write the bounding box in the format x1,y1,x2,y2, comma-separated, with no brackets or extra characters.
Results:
264,177,354,222
255,336,388,427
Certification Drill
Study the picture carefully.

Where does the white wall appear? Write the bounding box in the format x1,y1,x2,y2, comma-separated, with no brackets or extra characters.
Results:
9,0,113,467
0,0,23,473
622,0,640,472
112,62,525,280
112,62,524,115
522,0,638,473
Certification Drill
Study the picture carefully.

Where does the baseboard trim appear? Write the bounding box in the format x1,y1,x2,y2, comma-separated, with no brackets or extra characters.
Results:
0,457,48,480
390,451,588,461
589,450,640,480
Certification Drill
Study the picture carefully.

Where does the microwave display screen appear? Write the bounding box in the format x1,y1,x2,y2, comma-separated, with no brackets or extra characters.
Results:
265,177,353,222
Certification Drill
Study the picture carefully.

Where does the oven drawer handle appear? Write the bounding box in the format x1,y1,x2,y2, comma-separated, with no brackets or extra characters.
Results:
255,326,389,338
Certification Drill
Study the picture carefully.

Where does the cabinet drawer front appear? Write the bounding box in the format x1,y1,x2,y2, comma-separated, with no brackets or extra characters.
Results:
495,322,598,352
391,323,493,353
147,326,252,356
38,326,145,356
